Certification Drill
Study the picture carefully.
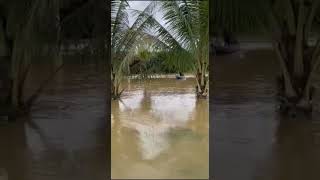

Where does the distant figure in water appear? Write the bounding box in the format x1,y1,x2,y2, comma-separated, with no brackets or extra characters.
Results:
176,72,186,80
223,30,239,46
224,34,231,46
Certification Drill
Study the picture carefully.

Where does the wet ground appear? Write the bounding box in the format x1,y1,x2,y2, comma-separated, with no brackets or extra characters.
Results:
211,50,320,180
0,64,107,180
111,78,209,179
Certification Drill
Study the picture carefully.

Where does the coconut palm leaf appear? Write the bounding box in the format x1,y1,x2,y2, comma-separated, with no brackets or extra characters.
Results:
111,0,209,98
160,1,198,50
129,9,183,50
111,0,129,49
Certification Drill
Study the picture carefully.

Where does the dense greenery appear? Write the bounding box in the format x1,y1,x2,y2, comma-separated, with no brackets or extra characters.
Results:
111,0,152,99
111,0,209,99
158,1,209,98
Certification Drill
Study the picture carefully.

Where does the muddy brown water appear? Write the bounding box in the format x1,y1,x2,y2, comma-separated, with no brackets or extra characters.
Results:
111,78,209,179
0,64,107,180
2,49,320,180
212,50,320,180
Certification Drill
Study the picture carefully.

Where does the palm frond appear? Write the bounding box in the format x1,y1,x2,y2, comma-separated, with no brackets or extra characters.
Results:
111,0,129,46
129,8,183,50
160,1,197,50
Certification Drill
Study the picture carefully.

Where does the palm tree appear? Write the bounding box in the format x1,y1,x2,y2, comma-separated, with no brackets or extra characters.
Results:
0,0,60,117
129,44,154,79
112,0,209,99
111,0,167,99
212,0,320,113
138,0,209,98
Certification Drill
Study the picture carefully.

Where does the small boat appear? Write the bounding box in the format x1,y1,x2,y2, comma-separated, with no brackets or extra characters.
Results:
176,73,186,80
213,44,240,55
211,35,240,55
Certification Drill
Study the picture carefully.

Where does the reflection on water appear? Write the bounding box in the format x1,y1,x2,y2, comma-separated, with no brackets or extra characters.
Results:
212,50,320,180
0,64,107,180
111,78,208,179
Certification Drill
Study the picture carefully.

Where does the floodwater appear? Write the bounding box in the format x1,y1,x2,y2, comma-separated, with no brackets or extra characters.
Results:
212,50,320,180
111,78,209,179
0,64,107,180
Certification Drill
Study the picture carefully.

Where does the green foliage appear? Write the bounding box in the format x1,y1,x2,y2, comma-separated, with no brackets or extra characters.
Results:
159,50,195,73
127,1,209,74
111,0,209,97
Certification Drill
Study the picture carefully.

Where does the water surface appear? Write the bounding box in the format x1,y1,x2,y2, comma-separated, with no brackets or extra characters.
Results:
212,50,320,180
0,64,107,180
111,78,209,179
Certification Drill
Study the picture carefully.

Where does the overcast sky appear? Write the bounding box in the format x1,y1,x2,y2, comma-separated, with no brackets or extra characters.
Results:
127,1,165,27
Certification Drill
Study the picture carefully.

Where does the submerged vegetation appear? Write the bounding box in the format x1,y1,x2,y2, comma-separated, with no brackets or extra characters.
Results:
212,0,320,115
0,1,59,118
112,0,320,116
111,0,209,99
0,0,105,120
5,0,319,117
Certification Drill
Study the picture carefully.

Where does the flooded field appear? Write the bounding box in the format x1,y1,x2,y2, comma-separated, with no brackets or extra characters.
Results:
111,78,209,179
0,64,107,180
212,50,320,180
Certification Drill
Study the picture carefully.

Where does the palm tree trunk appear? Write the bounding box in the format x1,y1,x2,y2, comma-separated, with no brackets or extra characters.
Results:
299,48,320,106
54,0,63,69
273,41,297,98
11,44,21,111
304,0,320,41
111,67,124,100
271,2,319,115
275,36,318,114
293,1,306,78
196,61,208,98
